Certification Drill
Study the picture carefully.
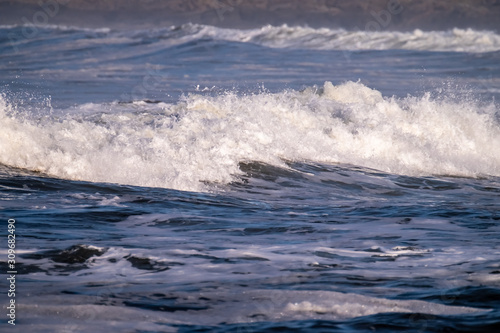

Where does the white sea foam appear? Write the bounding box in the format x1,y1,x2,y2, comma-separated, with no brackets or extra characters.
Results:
1,81,499,192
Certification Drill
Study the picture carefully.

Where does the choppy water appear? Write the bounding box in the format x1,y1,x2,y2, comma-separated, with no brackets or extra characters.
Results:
1,23,500,332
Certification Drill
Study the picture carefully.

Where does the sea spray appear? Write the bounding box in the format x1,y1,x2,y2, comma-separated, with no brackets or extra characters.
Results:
1,81,499,192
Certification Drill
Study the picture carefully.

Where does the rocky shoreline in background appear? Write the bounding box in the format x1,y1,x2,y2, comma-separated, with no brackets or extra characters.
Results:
1,0,500,31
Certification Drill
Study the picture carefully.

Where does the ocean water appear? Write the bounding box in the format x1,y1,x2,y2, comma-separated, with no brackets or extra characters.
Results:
1,23,500,332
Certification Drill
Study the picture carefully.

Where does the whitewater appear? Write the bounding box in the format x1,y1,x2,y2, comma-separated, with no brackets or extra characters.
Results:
1,23,500,332
1,80,500,192
171,24,500,53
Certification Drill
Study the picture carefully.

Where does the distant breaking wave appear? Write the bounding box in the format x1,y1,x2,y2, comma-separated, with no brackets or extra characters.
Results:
2,23,500,53
189,24,500,53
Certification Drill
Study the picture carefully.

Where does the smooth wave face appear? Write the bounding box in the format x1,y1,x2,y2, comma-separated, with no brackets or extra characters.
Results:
4,23,500,53
1,81,499,192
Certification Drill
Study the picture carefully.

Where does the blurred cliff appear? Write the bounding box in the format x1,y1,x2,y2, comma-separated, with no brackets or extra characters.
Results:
1,0,500,30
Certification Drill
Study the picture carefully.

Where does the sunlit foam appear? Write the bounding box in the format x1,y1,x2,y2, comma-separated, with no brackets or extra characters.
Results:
1,81,499,192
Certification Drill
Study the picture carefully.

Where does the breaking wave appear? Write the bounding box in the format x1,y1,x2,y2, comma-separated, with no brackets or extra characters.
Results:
1,81,499,192
3,23,500,53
